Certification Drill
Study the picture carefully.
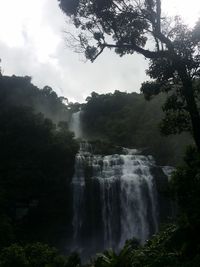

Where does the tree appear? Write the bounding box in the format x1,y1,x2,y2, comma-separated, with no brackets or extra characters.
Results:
58,0,200,151
0,104,78,247
0,243,68,267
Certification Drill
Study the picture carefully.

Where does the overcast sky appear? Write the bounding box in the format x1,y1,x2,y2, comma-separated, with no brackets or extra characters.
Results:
0,0,200,102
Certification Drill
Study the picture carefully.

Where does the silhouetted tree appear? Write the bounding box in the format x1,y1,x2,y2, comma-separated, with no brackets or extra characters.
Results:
58,0,200,151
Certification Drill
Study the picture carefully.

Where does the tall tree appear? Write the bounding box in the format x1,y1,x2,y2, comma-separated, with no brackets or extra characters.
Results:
58,0,200,150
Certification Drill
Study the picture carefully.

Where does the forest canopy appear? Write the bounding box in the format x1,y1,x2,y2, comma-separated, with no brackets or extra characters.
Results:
81,90,192,165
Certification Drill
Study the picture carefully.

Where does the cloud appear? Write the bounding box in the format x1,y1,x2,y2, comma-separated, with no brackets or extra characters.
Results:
0,0,148,102
1,0,200,102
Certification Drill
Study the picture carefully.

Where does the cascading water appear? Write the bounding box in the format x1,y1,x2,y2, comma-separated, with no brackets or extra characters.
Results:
69,111,170,259
71,143,159,257
69,111,82,138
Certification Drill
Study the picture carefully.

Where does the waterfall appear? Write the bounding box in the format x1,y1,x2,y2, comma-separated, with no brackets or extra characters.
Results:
69,111,82,138
71,143,159,257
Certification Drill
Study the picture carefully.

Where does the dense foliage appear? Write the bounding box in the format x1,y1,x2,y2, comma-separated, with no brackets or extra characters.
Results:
0,75,70,123
0,75,79,251
171,147,200,229
82,90,192,165
0,243,81,267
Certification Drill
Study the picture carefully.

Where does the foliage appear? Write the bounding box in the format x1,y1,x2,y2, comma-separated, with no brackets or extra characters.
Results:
58,0,200,151
170,147,200,228
90,223,200,267
82,90,192,165
66,252,81,267
91,239,139,267
0,75,70,123
0,243,81,267
0,244,28,267
0,75,79,249
90,225,180,267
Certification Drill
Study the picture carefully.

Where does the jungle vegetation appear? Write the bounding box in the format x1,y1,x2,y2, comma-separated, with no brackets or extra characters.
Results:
0,75,79,256
1,0,200,264
81,90,192,165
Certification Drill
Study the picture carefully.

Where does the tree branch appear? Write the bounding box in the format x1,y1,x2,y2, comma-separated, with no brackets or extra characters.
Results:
101,43,169,59
91,46,105,62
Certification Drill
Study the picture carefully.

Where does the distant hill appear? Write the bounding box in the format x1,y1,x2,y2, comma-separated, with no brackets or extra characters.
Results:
81,91,193,166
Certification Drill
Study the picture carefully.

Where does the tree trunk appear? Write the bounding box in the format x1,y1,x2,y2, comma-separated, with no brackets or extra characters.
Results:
178,69,200,152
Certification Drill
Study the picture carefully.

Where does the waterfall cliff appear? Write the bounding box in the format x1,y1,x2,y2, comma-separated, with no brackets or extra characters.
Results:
69,112,171,259
71,143,159,257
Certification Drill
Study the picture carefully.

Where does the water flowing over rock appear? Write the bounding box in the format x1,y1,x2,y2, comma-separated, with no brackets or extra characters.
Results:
71,142,160,258
69,111,82,138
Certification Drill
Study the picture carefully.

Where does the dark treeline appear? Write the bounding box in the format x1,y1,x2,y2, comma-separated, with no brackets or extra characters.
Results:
82,90,192,166
0,75,70,123
0,75,79,264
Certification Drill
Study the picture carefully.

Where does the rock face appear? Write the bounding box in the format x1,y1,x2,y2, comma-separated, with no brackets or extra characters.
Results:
71,143,172,259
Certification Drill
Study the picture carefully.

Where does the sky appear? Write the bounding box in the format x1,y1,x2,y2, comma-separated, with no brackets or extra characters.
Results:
0,0,200,102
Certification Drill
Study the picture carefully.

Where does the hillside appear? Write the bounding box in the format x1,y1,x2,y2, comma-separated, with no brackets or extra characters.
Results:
81,91,193,166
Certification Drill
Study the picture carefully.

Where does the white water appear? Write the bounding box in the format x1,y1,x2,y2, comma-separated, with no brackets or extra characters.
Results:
72,143,158,254
69,111,82,138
